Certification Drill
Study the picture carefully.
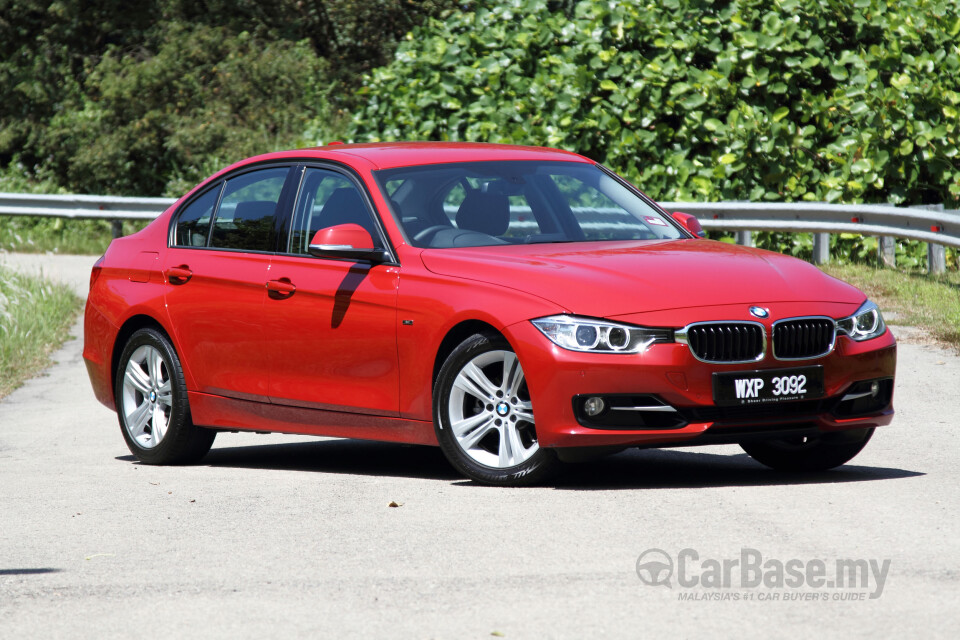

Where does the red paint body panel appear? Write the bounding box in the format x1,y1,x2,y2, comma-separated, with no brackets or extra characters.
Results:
394,255,563,420
419,240,864,316
163,248,272,401
264,255,401,415
83,222,174,409
83,142,896,458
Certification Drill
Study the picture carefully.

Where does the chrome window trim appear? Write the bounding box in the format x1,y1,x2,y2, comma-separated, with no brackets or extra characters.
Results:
675,320,767,364
168,160,294,251
771,315,837,361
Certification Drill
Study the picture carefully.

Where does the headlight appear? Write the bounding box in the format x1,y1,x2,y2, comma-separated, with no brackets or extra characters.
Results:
531,315,671,354
836,300,886,342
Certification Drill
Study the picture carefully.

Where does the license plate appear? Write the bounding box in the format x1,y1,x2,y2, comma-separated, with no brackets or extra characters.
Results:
713,366,824,407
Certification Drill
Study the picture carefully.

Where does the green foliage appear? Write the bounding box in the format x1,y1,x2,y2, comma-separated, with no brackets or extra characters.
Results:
0,265,81,398
349,0,960,208
0,163,66,195
0,216,146,254
0,0,454,196
39,24,329,196
0,0,159,161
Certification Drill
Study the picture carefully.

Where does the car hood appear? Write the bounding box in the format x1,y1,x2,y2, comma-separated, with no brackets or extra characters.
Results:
419,239,864,317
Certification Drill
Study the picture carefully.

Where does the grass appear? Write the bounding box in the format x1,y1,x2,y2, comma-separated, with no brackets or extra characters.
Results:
0,266,82,399
821,263,960,351
0,216,148,255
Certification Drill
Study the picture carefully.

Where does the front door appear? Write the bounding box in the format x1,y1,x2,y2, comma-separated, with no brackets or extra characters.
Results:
264,167,400,415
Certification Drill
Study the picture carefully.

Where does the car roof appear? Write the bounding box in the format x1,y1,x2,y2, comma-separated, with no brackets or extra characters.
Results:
240,141,592,171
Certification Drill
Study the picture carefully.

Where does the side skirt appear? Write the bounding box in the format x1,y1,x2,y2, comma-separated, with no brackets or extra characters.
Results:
189,392,438,446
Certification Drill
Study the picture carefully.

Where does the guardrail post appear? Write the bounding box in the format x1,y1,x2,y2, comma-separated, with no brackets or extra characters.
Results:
111,219,123,239
920,204,946,275
735,230,753,247
812,233,830,265
928,243,946,274
878,236,896,268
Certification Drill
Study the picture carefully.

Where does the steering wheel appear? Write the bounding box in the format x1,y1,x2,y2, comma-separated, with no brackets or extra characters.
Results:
413,225,453,244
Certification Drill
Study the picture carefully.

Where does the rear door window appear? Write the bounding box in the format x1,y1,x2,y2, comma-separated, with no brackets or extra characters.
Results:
209,167,290,252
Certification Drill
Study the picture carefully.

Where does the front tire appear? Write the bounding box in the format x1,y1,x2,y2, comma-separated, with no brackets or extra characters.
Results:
740,428,874,472
434,333,560,486
115,327,215,464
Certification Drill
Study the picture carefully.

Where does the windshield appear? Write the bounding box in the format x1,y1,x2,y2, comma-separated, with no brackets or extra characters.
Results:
373,161,684,248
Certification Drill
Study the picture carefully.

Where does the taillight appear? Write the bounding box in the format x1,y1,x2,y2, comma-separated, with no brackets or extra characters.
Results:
89,255,105,291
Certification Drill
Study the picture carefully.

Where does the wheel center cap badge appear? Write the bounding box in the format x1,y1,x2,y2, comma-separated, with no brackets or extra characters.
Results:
495,401,510,416
149,390,157,403
749,306,769,319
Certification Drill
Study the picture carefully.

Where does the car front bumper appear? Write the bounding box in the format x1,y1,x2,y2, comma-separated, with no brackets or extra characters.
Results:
504,320,896,450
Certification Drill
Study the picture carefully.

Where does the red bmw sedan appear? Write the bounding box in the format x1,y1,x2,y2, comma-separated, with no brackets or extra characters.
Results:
83,142,895,485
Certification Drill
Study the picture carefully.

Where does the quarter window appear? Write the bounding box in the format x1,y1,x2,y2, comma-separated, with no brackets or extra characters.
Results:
174,185,220,247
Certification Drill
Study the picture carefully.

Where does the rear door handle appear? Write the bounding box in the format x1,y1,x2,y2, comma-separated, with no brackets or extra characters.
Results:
165,265,193,284
266,278,296,297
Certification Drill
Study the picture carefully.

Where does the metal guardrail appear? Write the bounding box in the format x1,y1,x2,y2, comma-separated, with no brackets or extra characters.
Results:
660,201,960,248
0,192,174,221
659,201,958,273
1,192,957,273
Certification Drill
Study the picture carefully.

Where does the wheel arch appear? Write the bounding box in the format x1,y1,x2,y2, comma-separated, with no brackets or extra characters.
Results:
432,319,504,389
111,315,179,400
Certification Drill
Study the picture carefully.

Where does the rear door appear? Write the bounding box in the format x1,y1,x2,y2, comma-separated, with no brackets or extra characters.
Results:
264,165,401,416
164,165,293,401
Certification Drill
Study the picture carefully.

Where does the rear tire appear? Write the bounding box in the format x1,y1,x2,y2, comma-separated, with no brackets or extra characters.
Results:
740,428,874,471
115,327,215,464
434,333,561,486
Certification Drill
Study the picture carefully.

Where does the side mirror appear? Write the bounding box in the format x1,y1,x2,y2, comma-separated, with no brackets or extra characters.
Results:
308,224,386,261
671,211,706,238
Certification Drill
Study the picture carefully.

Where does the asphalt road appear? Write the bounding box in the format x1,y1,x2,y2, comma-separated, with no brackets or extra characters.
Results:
1,252,959,638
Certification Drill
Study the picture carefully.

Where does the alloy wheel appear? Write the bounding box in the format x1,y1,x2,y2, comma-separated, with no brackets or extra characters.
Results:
120,345,173,449
446,349,539,468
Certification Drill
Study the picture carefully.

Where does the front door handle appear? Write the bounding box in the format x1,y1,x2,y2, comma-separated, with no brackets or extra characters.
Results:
165,265,193,284
266,278,296,298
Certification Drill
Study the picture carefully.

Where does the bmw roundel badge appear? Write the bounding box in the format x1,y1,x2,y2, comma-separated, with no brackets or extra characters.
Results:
749,306,769,319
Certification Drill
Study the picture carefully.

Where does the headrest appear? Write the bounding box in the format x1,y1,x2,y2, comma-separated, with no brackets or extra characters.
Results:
317,188,371,232
455,191,510,237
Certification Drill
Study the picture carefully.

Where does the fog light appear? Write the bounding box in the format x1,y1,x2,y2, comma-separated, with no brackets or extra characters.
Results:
870,381,880,397
584,396,606,417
